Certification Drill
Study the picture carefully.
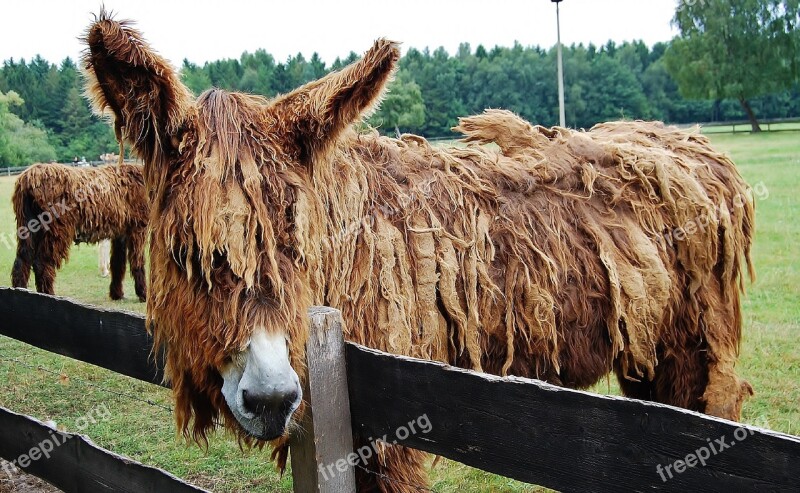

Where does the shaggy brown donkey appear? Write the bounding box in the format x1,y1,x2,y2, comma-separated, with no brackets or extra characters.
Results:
83,13,754,492
11,163,148,301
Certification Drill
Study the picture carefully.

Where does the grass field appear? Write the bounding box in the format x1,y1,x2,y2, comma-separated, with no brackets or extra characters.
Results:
0,131,798,491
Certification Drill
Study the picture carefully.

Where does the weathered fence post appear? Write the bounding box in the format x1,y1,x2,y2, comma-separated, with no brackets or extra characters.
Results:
290,307,356,493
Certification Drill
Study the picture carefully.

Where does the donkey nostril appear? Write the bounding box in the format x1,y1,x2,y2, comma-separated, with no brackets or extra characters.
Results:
241,390,250,411
241,389,262,414
279,391,299,417
241,388,298,416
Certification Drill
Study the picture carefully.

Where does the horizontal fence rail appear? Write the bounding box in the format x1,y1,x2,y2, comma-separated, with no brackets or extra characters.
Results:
1,288,800,492
345,347,800,492
675,117,800,134
2,166,30,176
423,118,800,140
0,406,208,493
0,288,163,386
0,159,142,177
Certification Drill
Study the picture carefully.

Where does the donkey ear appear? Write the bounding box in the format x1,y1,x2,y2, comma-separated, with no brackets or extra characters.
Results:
269,39,400,163
82,11,192,163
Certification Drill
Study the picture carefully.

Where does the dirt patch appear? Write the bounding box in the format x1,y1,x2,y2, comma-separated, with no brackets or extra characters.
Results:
0,460,61,493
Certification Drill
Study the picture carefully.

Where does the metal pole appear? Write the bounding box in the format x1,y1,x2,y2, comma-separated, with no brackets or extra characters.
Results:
555,0,566,127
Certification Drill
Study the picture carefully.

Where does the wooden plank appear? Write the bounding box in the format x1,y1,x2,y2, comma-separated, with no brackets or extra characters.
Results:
346,343,800,492
290,307,356,493
0,406,207,493
0,287,164,386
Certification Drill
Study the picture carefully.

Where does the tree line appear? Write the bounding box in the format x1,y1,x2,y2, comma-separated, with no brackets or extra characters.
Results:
0,6,797,166
0,57,117,167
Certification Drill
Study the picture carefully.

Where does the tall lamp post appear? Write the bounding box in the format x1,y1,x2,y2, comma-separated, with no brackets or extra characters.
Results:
552,0,566,127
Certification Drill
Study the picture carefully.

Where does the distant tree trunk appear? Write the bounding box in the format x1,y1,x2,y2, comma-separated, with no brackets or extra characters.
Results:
712,99,722,122
739,97,762,132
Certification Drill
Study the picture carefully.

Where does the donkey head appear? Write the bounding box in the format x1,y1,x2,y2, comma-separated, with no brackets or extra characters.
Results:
82,11,398,445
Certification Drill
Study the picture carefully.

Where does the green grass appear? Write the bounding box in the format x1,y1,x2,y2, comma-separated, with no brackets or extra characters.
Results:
705,132,800,435
0,131,798,491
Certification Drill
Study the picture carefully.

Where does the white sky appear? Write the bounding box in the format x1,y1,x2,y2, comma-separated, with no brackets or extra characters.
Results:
0,1,680,67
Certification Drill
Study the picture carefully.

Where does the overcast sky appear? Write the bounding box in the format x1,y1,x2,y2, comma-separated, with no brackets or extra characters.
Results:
1,1,680,67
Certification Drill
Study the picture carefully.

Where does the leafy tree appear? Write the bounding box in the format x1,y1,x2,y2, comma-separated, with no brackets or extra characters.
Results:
1,30,799,158
665,0,800,131
206,58,243,90
331,52,359,71
240,49,277,95
0,59,36,122
402,47,466,136
368,70,426,133
61,87,91,143
559,48,650,128
0,90,56,166
307,53,327,80
181,59,213,95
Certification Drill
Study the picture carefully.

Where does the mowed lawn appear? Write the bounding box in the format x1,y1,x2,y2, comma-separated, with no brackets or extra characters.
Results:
0,130,798,492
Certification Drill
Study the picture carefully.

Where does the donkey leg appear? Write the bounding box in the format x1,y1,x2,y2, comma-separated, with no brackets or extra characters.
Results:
127,231,147,302
31,231,70,295
11,234,34,289
650,339,710,413
645,302,750,419
354,441,428,493
617,316,709,413
12,190,37,289
655,327,751,420
32,258,57,295
614,359,656,402
98,239,111,277
109,236,128,300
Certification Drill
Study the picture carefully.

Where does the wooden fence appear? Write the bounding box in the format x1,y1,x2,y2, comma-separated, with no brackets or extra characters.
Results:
0,159,142,177
676,117,800,134
2,166,30,177
0,287,799,492
0,406,206,492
